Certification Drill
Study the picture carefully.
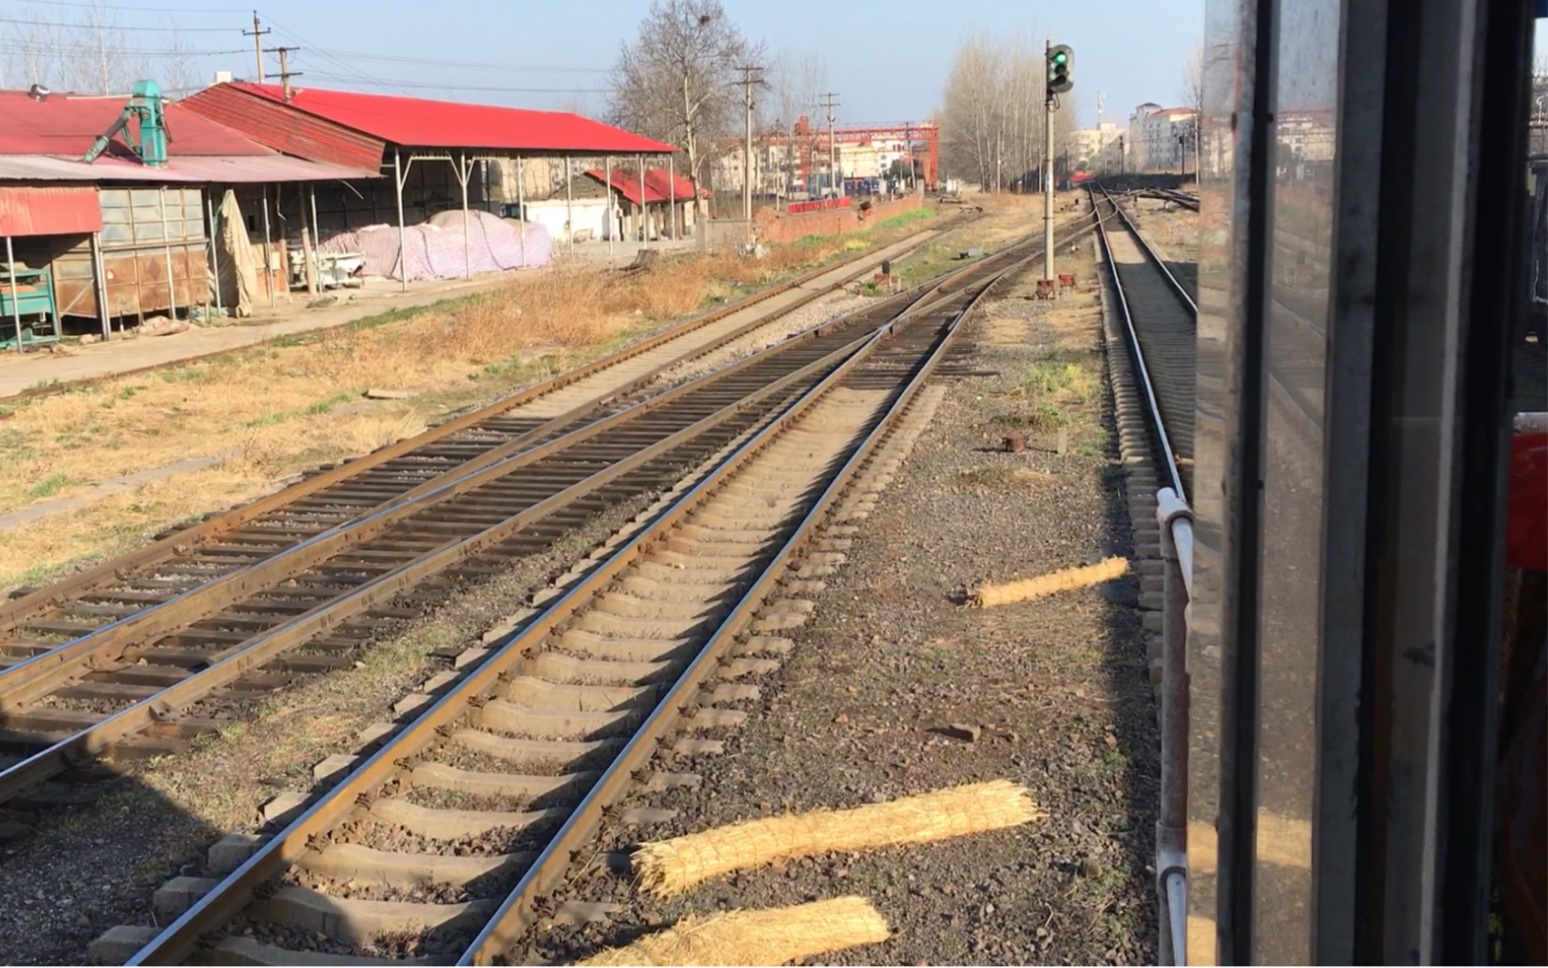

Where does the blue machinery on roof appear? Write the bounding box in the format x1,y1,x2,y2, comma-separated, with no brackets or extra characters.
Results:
81,79,168,167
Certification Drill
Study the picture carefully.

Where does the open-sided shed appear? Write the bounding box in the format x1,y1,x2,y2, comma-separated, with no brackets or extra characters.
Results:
180,82,678,279
0,86,378,345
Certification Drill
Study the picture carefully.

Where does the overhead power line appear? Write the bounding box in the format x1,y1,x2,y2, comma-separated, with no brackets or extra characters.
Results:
0,15,235,31
14,0,247,11
302,71,614,95
316,49,609,74
259,13,401,94
0,41,247,56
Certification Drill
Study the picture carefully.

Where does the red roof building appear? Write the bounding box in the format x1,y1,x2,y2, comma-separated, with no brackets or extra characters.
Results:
0,88,375,182
181,82,676,171
582,167,704,206
2,80,684,336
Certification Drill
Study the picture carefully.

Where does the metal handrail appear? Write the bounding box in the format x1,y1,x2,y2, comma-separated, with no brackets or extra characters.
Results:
1155,486,1193,967
1093,182,1196,965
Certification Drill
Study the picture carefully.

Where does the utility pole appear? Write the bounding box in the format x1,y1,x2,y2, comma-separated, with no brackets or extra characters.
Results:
1044,42,1074,287
1044,39,1055,283
820,92,841,198
737,65,764,233
244,11,269,83
270,46,301,102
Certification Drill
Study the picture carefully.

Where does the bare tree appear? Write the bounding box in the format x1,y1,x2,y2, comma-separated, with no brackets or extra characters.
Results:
768,49,825,193
771,49,825,132
940,30,1004,191
1181,42,1204,117
608,0,761,219
159,21,199,97
941,29,1076,193
2,3,64,90
64,0,132,94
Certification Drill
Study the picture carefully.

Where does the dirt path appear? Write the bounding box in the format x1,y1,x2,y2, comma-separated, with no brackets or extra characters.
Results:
0,274,532,401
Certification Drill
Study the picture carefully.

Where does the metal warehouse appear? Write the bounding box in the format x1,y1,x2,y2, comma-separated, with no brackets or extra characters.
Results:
0,79,675,351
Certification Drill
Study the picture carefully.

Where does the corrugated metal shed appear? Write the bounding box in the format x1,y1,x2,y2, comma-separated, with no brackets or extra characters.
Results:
583,167,704,206
176,83,386,172
0,185,101,235
183,82,677,158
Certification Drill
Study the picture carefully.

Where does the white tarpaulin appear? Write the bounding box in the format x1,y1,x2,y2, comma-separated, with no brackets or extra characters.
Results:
318,211,551,282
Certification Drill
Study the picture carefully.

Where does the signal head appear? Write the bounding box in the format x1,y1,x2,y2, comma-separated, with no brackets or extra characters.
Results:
1047,44,1075,95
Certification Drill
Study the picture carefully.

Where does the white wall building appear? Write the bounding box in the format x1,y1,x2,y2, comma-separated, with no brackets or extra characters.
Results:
1072,122,1125,174
836,140,881,180
1128,103,1199,173
523,197,611,242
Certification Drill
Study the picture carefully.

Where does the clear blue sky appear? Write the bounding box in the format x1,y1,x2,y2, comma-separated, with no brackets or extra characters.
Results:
7,0,1205,128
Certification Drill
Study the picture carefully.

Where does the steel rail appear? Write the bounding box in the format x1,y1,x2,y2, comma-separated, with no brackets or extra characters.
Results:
1093,183,1196,967
0,323,882,804
0,225,949,637
124,240,1038,968
1091,186,1189,499
0,267,952,709
460,236,1035,967
1102,186,1199,316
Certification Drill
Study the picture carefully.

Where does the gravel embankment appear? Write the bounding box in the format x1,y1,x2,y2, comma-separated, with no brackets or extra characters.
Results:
655,290,875,385
524,247,1162,966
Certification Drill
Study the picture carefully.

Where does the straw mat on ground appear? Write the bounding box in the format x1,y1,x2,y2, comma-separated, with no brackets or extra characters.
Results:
577,896,889,966
633,779,1041,896
971,555,1129,607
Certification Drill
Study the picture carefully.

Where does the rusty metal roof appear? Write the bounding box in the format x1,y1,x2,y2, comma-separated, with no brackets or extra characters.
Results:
582,167,704,206
0,89,273,157
178,83,386,172
0,185,101,235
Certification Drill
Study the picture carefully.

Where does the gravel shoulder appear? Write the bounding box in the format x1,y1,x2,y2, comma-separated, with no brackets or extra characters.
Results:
528,241,1162,966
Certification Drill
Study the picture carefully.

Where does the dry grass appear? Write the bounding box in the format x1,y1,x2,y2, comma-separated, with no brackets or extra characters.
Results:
0,230,915,592
577,897,890,967
632,779,1042,896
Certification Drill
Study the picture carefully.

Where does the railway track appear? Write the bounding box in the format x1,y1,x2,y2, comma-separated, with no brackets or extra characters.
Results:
113,224,1047,966
0,217,1103,814
0,266,929,800
0,230,944,647
1091,185,1197,495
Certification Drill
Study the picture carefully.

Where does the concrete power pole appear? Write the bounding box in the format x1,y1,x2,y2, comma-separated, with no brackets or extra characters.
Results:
1044,39,1055,283
243,12,269,83
272,46,301,102
820,92,841,198
737,65,763,236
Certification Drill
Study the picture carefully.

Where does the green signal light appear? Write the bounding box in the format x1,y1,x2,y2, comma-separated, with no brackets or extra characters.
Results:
1053,52,1068,64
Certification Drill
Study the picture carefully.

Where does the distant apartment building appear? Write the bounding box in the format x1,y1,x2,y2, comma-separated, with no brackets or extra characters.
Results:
1072,122,1125,174
1277,109,1336,176
1128,103,1199,173
836,140,881,180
